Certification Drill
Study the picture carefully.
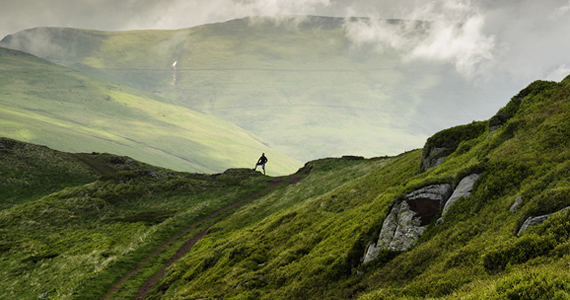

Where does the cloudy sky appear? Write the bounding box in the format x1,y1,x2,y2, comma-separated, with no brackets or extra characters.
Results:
2,0,569,88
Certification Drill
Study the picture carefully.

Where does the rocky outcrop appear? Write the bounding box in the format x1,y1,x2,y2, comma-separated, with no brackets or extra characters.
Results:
438,174,480,222
363,184,452,263
419,147,448,173
419,122,487,173
364,174,481,264
517,206,570,235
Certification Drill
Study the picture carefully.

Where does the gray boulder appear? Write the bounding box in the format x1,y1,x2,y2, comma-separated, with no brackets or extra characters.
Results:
363,183,452,263
439,174,480,221
510,196,523,211
517,206,570,235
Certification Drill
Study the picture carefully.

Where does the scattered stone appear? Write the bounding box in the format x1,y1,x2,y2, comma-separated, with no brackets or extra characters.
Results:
489,125,501,134
0,144,5,149
439,174,480,221
518,214,552,235
148,172,160,178
510,196,523,211
38,292,49,298
517,207,570,235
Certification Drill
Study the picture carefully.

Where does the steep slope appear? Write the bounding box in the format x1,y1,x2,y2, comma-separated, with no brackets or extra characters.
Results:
0,47,302,175
136,75,570,299
0,16,507,161
2,75,570,299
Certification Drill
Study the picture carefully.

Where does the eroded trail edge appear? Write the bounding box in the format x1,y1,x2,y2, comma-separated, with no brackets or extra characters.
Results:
102,177,287,300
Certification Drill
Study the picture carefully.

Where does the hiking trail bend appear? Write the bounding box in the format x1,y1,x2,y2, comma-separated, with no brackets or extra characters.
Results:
102,176,298,300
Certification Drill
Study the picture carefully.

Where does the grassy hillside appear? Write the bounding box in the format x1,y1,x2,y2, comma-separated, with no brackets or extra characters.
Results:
0,47,302,175
2,75,570,300
0,143,384,299
0,137,100,210
0,16,507,162
136,75,570,299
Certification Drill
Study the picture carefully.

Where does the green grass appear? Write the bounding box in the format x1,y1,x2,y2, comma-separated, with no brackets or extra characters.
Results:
2,75,570,300
0,161,276,299
0,16,509,162
0,47,302,176
134,76,570,299
0,137,99,210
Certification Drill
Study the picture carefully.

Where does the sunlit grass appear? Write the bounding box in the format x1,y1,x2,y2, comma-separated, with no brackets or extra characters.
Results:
0,47,302,175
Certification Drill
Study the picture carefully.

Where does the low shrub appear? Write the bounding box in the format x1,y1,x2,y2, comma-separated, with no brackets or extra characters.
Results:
492,272,570,300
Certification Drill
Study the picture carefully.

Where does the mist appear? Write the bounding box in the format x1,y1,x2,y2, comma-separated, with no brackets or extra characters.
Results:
2,0,569,86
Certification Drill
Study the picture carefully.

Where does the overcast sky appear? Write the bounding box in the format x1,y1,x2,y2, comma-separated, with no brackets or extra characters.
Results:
2,0,570,88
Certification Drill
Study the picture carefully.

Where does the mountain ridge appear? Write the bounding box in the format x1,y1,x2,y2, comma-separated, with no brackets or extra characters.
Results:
0,16,510,162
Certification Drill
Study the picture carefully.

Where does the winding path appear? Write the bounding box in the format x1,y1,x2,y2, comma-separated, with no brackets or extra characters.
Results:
68,153,116,175
102,176,294,300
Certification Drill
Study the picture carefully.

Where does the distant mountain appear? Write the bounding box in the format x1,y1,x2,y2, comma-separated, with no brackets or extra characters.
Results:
0,16,510,162
0,47,302,175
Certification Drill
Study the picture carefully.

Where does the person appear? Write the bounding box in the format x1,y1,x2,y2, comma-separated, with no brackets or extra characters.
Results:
254,153,268,174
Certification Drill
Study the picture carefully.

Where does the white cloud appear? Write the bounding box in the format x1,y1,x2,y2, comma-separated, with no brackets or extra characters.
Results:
545,64,570,82
342,0,496,78
137,0,331,30
550,0,570,20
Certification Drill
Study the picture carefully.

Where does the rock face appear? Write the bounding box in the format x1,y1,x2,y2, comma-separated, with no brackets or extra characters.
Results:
363,184,452,263
419,147,448,173
439,174,480,221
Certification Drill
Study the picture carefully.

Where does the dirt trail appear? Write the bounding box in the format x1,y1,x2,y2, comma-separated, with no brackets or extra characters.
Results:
68,153,116,175
102,176,292,300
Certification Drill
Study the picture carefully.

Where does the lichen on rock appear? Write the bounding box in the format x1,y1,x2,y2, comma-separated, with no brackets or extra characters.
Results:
363,183,452,263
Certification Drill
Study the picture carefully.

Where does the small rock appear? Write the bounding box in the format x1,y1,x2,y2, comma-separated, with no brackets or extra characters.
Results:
517,207,570,235
38,292,50,299
518,214,552,235
510,196,523,211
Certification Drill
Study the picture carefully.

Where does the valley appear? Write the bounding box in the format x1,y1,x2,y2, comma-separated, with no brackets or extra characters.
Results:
0,16,513,162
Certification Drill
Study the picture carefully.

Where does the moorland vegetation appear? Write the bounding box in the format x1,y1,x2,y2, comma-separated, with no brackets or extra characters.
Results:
2,75,570,300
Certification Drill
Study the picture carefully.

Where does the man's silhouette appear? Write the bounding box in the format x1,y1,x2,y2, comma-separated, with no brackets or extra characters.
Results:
254,153,268,174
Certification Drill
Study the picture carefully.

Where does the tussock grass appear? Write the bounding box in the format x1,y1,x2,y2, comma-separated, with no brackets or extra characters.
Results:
0,153,275,299
3,76,570,299
0,137,99,210
140,77,570,300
